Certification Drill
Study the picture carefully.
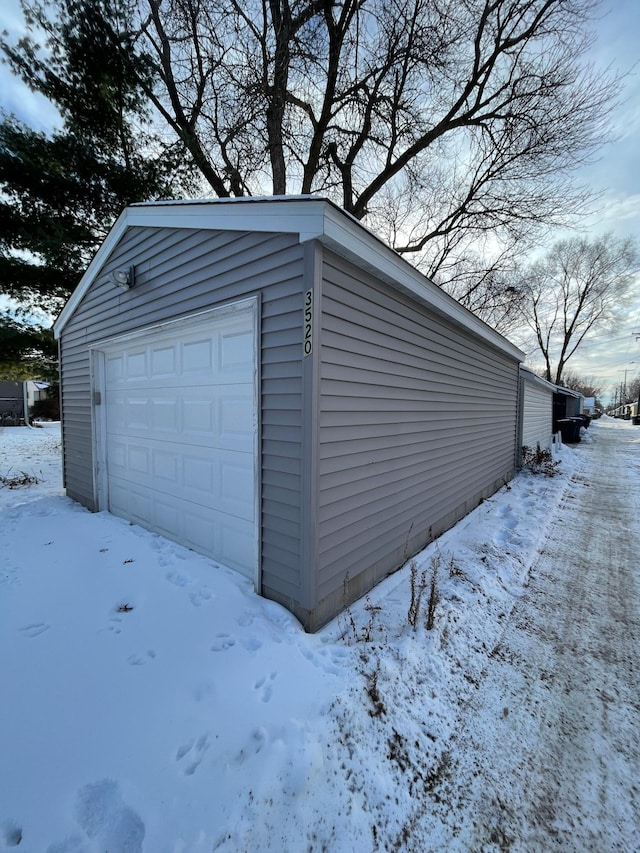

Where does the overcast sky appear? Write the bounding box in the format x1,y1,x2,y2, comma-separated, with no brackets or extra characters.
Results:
563,0,640,402
1,1,638,401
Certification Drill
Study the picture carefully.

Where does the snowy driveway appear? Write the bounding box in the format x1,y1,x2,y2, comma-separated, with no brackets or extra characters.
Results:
425,418,640,851
1,419,639,851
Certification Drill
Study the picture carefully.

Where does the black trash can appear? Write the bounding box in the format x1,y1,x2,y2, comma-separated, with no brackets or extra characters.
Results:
557,418,581,443
569,417,584,441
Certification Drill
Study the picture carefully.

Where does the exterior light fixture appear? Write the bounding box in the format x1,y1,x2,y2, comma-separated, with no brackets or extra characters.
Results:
111,266,135,290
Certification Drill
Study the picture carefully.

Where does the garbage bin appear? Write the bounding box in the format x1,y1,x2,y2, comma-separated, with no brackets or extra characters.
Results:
569,417,584,441
557,418,581,443
632,415,640,426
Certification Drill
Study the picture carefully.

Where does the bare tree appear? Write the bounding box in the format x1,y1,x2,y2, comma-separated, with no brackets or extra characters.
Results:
124,0,618,309
517,234,639,385
4,0,621,320
627,375,640,406
559,370,603,399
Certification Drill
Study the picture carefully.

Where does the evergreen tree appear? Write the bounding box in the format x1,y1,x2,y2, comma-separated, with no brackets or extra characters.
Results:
0,315,58,381
0,0,195,376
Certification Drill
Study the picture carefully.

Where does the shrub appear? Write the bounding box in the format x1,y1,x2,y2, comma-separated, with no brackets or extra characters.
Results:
521,445,560,477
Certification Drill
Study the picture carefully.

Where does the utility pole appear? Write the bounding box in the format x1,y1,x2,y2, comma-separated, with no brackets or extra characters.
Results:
618,369,628,402
632,362,640,425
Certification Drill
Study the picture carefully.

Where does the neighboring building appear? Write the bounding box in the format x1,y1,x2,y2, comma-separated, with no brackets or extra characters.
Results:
53,197,525,630
0,381,25,425
553,385,584,430
27,381,51,410
518,366,555,454
0,381,54,425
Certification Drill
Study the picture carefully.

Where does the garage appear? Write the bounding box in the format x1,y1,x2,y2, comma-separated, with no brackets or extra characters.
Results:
55,196,524,630
91,300,259,583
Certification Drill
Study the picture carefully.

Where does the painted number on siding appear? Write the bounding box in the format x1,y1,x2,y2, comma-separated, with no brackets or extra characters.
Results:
303,289,313,357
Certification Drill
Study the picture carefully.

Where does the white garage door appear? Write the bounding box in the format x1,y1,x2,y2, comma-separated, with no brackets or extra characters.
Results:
96,302,258,581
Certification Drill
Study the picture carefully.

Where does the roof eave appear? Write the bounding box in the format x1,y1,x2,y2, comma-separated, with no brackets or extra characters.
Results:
54,198,524,363
519,365,557,392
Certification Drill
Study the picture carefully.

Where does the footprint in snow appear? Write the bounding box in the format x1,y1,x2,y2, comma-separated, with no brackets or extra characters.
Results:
20,622,50,638
211,633,236,652
107,616,123,635
190,585,214,607
74,779,144,853
166,569,190,587
254,672,277,703
192,679,216,703
299,644,347,675
232,728,268,767
127,650,156,666
0,819,23,847
175,733,210,775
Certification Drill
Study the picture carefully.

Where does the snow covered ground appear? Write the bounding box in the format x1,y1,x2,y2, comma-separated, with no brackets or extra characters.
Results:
0,418,638,852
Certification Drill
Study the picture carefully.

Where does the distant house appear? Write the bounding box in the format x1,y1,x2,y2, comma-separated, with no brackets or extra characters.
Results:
0,381,25,425
0,381,53,425
27,381,51,410
53,196,525,630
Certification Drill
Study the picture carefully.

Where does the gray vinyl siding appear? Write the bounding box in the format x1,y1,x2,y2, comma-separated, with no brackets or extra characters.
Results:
522,381,553,450
315,250,519,604
59,227,306,601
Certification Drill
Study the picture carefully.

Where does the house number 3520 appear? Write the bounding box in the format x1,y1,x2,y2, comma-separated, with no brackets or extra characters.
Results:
303,289,313,356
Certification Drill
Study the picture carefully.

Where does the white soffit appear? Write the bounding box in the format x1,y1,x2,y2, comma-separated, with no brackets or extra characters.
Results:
53,196,525,361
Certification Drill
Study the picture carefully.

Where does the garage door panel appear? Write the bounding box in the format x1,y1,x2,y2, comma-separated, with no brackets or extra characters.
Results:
106,386,254,450
107,479,129,518
109,470,255,577
182,453,214,493
150,344,177,378
182,336,213,375
105,321,254,387
219,457,254,519
152,449,179,484
99,303,258,581
105,353,125,384
106,436,253,516
217,393,254,451
182,397,215,434
128,444,150,476
127,398,151,430
217,513,255,574
151,398,179,432
183,504,217,554
220,329,255,372
151,495,182,539
126,350,148,380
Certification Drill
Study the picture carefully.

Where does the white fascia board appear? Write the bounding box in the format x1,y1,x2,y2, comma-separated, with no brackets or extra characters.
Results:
555,384,582,398
124,197,327,242
519,366,557,393
54,208,130,338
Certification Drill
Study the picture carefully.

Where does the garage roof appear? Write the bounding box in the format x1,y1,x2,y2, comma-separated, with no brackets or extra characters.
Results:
520,366,557,393
53,196,524,360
